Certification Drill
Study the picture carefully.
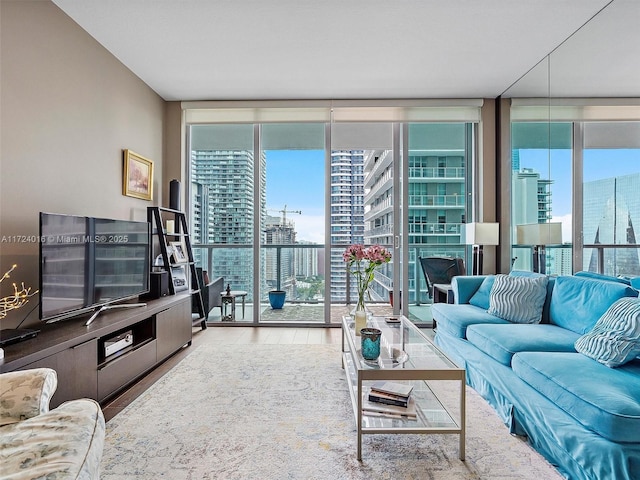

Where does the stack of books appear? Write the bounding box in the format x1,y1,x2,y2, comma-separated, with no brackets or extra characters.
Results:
362,381,416,419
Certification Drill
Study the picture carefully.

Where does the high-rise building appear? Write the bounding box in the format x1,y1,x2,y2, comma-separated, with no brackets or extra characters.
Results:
264,214,296,295
190,148,265,296
584,173,640,276
295,240,319,278
405,124,469,304
330,150,365,302
512,166,562,274
512,168,554,226
362,125,469,305
363,149,394,301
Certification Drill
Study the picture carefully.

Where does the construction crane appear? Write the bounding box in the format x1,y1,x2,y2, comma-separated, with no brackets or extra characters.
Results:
268,204,301,227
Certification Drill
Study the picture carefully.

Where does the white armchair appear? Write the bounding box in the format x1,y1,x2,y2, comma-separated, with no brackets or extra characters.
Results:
0,368,105,479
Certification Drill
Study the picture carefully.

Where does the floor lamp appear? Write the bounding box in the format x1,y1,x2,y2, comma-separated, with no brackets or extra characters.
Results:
516,223,563,274
465,223,499,276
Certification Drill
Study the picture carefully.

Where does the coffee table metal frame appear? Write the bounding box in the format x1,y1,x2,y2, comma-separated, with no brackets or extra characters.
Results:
341,315,466,461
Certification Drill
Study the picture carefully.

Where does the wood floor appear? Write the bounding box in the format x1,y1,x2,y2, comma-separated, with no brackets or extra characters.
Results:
101,326,343,421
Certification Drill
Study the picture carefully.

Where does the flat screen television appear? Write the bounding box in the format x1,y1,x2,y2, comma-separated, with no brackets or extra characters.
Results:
39,212,151,323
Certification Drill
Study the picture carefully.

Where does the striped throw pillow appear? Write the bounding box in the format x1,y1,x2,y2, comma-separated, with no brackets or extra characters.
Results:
488,274,548,324
575,297,640,368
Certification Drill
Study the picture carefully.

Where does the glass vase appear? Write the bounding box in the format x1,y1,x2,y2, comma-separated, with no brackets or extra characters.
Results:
354,303,367,337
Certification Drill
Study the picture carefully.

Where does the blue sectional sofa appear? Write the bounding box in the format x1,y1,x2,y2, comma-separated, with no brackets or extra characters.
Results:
432,272,640,480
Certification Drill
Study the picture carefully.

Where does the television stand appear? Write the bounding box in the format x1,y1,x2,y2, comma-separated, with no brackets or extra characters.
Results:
85,302,147,326
0,328,40,347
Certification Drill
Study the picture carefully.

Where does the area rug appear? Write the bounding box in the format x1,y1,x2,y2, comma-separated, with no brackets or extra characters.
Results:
101,344,563,479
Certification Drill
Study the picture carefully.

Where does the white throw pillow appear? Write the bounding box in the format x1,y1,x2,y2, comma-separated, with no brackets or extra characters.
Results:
488,274,548,324
575,297,640,368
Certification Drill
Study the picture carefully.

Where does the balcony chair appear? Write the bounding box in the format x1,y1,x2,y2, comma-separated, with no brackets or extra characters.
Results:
192,267,224,320
418,256,465,304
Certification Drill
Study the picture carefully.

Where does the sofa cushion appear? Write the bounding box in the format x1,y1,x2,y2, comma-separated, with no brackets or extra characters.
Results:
575,297,640,367
431,303,509,339
549,276,638,334
467,270,548,311
487,274,548,324
468,276,495,310
452,275,487,304
466,324,580,366
574,270,632,285
0,398,105,479
512,351,640,443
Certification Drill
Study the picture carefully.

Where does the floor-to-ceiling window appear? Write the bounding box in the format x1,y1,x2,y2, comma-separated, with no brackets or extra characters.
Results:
330,123,394,321
510,122,572,275
510,113,640,277
582,121,640,276
185,102,481,326
407,123,473,317
260,123,326,323
189,124,258,323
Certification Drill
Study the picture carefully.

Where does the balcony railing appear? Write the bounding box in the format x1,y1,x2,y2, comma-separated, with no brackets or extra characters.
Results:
408,194,465,207
408,166,465,178
513,243,640,278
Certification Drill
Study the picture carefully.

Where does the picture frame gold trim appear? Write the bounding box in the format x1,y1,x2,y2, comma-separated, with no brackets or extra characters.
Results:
123,149,153,201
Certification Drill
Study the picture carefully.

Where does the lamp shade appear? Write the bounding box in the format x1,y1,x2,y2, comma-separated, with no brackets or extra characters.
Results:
516,222,563,245
464,222,499,246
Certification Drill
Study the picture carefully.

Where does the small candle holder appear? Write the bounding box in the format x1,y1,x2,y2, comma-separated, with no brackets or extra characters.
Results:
360,328,382,362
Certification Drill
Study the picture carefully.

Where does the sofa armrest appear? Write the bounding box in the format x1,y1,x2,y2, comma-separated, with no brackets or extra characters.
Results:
0,368,57,426
452,275,489,304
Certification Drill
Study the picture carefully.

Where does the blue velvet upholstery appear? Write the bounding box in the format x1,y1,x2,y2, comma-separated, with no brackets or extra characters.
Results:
549,276,638,334
466,324,580,366
574,270,632,285
432,273,640,480
435,332,640,480
431,303,508,339
451,275,487,304
513,352,640,443
468,276,494,309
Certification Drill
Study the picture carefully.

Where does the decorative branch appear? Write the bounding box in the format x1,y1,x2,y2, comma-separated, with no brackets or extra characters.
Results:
0,264,38,319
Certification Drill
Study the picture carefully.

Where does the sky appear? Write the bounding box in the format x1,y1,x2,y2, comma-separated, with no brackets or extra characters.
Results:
265,150,325,243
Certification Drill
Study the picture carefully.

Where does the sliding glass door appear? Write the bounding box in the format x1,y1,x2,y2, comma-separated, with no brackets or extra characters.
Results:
260,123,326,323
406,123,472,322
582,121,640,276
186,103,479,326
329,123,396,323
189,124,257,323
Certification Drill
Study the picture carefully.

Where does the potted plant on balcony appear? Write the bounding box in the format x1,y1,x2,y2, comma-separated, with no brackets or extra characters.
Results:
268,290,286,309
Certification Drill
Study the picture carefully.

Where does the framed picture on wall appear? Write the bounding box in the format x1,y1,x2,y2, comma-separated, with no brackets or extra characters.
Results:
123,149,153,200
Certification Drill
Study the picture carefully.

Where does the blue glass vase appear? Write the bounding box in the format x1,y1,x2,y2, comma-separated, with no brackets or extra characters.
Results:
360,328,381,361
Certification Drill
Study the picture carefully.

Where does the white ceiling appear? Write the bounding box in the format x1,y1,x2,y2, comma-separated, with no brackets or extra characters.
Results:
52,0,640,102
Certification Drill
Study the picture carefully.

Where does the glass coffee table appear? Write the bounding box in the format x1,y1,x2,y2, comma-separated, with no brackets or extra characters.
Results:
341,315,466,461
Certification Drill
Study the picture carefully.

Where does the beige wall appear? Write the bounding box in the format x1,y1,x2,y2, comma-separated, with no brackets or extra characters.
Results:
0,0,166,327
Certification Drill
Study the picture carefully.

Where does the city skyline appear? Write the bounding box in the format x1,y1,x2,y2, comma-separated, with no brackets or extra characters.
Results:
191,131,639,305
519,148,640,242
270,147,640,246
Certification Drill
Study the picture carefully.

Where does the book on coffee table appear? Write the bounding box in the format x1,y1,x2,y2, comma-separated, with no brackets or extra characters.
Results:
362,392,417,419
370,381,414,399
368,389,409,407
